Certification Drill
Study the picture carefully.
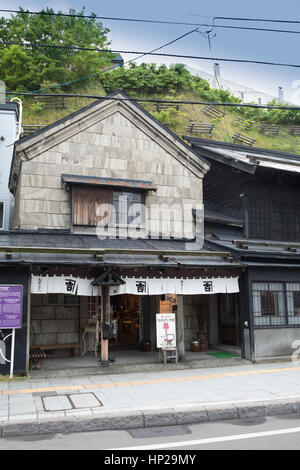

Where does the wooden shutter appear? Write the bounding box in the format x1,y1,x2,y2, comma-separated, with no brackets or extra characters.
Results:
72,186,113,226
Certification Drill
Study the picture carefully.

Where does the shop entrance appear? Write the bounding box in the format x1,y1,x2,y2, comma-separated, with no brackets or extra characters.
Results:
159,294,177,313
110,294,140,346
218,293,240,346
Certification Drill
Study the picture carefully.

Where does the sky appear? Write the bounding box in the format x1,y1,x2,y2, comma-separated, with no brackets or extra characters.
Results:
1,0,300,102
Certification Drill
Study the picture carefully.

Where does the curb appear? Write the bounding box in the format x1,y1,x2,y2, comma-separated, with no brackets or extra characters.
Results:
1,397,300,437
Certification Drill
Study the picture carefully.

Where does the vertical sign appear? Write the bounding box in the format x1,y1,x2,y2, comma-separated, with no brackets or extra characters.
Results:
156,313,176,349
0,285,23,378
0,285,23,329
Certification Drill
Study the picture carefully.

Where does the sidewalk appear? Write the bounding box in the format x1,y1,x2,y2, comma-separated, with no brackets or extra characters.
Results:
1,359,300,437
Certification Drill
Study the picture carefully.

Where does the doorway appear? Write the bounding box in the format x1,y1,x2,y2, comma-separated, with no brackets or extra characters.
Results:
159,294,177,313
110,294,140,346
218,294,240,346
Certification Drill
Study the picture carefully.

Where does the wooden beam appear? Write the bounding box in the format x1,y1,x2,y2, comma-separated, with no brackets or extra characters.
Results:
0,245,232,258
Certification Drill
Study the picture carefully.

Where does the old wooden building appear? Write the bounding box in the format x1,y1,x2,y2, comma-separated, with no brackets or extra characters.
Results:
185,136,300,361
0,92,242,375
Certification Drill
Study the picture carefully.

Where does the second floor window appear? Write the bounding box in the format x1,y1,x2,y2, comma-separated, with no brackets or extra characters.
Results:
247,197,300,242
72,185,144,236
113,191,143,227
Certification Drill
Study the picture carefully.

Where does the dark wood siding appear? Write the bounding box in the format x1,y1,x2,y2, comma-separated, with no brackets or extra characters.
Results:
245,185,300,241
204,161,300,241
203,161,247,210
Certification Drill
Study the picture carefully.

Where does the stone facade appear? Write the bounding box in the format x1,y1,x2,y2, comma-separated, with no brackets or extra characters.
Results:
11,95,208,238
30,294,80,355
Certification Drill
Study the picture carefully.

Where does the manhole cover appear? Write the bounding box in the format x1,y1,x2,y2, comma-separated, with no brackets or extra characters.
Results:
42,395,73,411
42,393,102,411
69,393,102,408
128,425,191,439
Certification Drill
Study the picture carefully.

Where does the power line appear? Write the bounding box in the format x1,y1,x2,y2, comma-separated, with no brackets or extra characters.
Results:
4,92,300,110
32,28,198,93
200,30,233,144
2,41,300,70
1,9,300,35
213,16,300,25
4,8,300,26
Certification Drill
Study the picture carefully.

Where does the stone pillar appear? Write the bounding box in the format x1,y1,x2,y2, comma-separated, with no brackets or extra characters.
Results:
177,295,185,360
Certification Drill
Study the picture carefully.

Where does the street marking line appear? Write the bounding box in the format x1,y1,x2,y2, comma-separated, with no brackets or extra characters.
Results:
2,365,300,396
113,426,300,450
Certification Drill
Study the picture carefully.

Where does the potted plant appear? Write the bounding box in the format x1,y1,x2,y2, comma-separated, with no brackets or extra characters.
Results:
191,340,201,352
141,341,151,352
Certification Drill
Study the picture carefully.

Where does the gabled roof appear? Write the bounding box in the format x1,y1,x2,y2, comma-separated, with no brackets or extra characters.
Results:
9,91,210,193
183,136,300,175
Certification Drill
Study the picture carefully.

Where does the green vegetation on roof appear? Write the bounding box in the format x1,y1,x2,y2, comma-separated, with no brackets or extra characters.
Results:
21,65,300,154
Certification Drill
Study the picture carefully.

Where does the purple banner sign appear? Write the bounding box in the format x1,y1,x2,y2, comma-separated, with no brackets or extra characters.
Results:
0,285,23,329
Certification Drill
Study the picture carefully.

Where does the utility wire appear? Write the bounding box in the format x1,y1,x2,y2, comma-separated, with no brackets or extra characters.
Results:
199,30,233,144
4,92,300,111
32,27,198,92
2,41,300,70
213,16,300,25
1,9,300,35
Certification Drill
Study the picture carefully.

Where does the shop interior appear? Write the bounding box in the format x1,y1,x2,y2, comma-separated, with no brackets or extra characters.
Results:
29,292,241,372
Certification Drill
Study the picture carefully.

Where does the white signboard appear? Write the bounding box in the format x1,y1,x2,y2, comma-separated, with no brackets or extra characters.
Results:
156,313,176,349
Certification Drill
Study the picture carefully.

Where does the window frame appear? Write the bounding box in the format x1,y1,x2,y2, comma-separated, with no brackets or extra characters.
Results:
0,201,5,230
71,184,146,236
286,283,300,326
246,195,300,242
252,281,300,328
112,190,146,230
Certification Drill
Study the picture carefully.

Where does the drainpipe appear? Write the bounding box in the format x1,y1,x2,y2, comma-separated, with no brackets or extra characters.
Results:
10,97,23,139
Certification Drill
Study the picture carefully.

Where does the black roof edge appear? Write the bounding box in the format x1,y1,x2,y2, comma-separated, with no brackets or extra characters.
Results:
193,208,245,227
1,228,195,243
183,135,300,161
205,238,300,262
187,141,256,174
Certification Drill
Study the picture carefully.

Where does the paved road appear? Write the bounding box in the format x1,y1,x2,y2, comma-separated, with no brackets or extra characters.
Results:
1,414,300,451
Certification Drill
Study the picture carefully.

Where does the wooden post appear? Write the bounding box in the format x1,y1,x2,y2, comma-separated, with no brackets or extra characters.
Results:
177,295,185,361
234,294,240,346
95,294,100,357
101,285,110,365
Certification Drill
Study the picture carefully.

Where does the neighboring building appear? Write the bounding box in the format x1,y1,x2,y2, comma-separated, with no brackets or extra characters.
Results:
186,64,285,105
0,102,19,231
0,91,242,375
111,54,124,67
185,135,300,361
101,53,124,72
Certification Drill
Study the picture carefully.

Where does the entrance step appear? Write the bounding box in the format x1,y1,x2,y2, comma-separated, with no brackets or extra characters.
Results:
28,357,249,379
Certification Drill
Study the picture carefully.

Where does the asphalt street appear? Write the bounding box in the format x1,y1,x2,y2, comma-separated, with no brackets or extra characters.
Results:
1,413,300,451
